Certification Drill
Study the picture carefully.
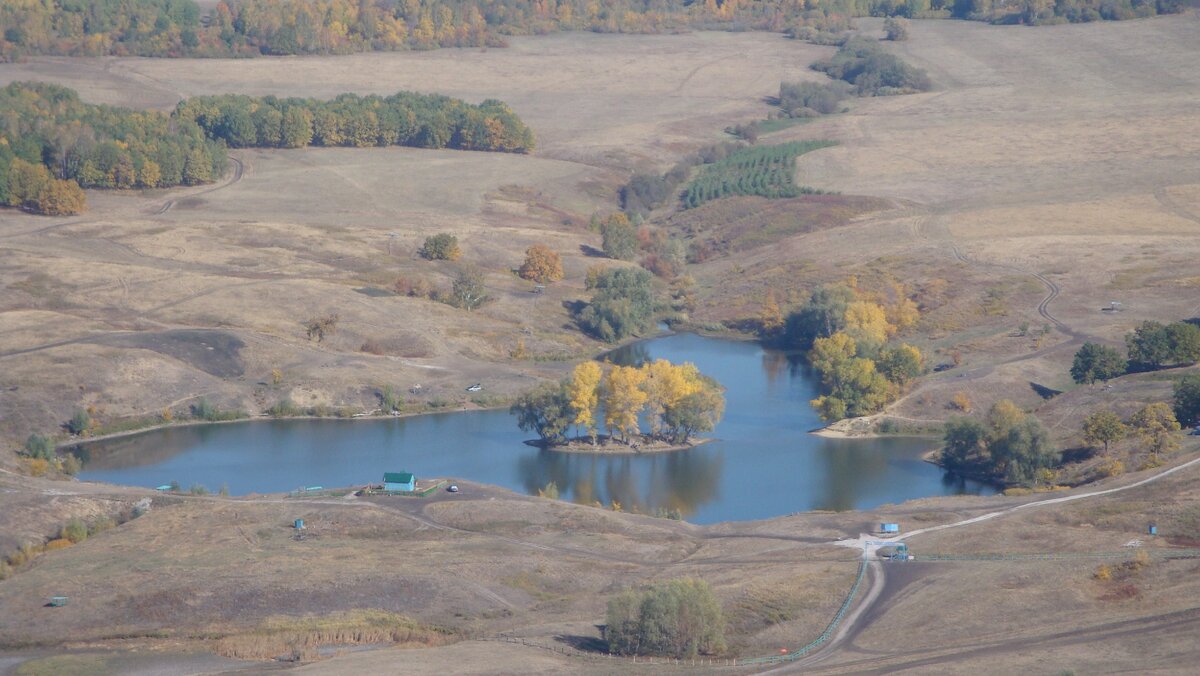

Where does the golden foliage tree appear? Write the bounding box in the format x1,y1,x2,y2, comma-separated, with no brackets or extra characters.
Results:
604,365,647,443
35,178,87,215
518,243,564,283
843,300,891,346
641,359,701,436
567,360,603,443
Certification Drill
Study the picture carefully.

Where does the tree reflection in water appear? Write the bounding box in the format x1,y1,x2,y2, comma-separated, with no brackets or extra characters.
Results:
518,447,723,517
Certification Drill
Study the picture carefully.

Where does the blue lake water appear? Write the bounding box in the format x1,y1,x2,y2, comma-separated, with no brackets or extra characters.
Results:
77,333,995,523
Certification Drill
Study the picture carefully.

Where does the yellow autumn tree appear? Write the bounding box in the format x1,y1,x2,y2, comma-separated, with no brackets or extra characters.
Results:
568,361,603,444
604,365,647,443
843,301,891,346
640,359,701,436
759,290,784,335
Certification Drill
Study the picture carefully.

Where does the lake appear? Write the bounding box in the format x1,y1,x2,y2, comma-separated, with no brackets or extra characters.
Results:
77,333,995,524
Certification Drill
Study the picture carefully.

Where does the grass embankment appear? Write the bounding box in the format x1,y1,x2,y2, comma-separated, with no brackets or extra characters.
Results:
211,610,453,660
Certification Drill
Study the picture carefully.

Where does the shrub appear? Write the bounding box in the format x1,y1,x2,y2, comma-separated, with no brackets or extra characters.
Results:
420,233,461,261
190,484,210,495
393,273,433,298
23,433,55,460
449,266,488,310
304,313,339,342
606,578,726,658
949,392,972,412
811,37,932,96
268,399,300,417
61,518,87,544
379,385,403,413
28,458,49,477
44,538,73,551
89,516,116,535
883,17,909,41
61,454,82,475
777,81,847,116
67,408,91,435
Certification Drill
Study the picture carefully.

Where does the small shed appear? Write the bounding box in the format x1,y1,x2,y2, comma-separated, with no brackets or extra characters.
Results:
383,472,415,492
880,523,900,535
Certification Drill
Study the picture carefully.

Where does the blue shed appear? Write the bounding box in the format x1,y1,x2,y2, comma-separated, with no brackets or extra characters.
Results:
384,472,416,492
880,523,900,535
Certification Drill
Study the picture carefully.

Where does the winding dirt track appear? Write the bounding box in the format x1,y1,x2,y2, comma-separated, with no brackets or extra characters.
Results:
155,155,244,215
771,453,1200,673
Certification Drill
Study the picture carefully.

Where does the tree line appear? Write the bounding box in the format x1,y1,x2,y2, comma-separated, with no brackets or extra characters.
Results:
1,81,533,215
2,0,1182,62
510,358,725,446
0,82,225,214
175,92,534,153
1070,320,1200,385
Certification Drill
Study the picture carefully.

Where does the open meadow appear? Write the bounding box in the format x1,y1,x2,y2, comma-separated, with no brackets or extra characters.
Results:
2,10,1200,674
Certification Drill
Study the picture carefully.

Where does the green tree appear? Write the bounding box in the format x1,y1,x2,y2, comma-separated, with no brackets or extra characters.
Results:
1082,410,1127,453
510,382,572,443
662,385,725,444
883,16,909,40
605,579,726,659
600,212,638,261
23,433,55,461
878,344,924,384
1166,322,1200,365
991,417,1058,485
577,267,656,342
942,416,986,473
1126,321,1173,369
280,107,314,148
67,409,91,435
1070,342,1127,384
420,233,461,261
1173,374,1200,428
451,266,488,310
783,284,856,350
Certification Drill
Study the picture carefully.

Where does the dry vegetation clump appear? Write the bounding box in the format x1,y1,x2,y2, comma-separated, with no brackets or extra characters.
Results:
211,610,453,661
666,194,890,262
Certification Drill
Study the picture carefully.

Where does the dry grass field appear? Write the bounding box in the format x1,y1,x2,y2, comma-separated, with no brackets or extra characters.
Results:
2,11,1200,674
0,32,837,446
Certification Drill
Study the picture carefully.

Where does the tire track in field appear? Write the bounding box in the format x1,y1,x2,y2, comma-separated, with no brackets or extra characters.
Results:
155,155,244,215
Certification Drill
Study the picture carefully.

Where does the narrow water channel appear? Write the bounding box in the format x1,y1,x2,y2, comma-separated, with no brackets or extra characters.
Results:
77,333,994,523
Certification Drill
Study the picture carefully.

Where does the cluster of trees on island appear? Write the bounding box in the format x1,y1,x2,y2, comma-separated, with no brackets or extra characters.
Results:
511,359,725,447
1,0,1184,61
0,82,533,215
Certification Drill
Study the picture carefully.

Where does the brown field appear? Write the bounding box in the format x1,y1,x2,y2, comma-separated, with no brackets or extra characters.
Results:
2,11,1200,675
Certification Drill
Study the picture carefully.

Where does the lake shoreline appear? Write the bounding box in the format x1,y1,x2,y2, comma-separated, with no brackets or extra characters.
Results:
536,436,715,455
64,405,510,452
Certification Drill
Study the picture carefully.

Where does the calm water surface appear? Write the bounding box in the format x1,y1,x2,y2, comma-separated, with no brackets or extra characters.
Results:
78,333,995,523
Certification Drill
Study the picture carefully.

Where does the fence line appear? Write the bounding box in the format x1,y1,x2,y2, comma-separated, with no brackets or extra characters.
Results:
736,558,868,666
